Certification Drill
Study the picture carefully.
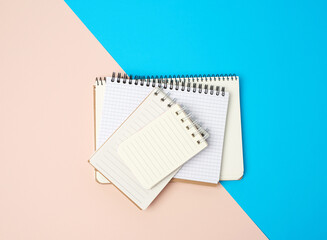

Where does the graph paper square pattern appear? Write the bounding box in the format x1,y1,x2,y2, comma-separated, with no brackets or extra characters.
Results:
98,78,230,184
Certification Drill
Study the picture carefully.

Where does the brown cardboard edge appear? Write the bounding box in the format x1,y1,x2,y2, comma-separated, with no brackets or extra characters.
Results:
172,178,218,187
89,160,142,210
219,170,244,181
94,170,110,184
93,85,96,151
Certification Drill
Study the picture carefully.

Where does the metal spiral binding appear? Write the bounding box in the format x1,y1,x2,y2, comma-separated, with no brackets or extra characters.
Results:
95,77,106,85
186,120,199,130
154,88,209,144
181,113,193,123
197,130,209,144
107,72,237,96
167,98,177,107
175,105,188,115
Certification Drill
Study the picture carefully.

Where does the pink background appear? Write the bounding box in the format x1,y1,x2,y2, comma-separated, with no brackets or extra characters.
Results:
0,0,266,239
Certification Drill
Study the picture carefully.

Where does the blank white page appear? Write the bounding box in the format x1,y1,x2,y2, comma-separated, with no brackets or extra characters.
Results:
100,78,229,184
118,104,208,189
90,89,179,210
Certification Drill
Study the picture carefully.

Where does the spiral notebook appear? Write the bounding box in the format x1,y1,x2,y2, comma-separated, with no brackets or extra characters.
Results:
89,88,208,209
94,74,243,183
96,74,230,185
118,94,209,189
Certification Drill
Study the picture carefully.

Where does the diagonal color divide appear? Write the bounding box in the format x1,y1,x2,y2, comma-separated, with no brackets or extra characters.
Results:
0,0,266,239
64,0,327,239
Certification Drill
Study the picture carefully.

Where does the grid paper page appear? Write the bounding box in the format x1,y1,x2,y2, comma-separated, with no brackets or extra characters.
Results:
95,83,106,149
90,89,179,210
94,83,111,183
97,76,242,182
118,104,208,189
99,79,229,184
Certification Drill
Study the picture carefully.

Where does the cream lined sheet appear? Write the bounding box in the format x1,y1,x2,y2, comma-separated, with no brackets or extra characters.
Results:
118,104,207,189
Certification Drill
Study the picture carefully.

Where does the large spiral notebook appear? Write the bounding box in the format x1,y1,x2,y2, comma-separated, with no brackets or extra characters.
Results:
90,88,208,209
94,73,243,184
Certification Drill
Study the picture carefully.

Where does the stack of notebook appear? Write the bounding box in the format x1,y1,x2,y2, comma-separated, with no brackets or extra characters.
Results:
89,73,243,210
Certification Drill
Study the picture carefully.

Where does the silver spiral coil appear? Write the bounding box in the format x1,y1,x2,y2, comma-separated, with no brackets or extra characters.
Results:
154,88,209,144
102,72,238,96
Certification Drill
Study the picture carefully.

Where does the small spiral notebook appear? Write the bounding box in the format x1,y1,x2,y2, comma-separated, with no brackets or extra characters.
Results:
118,94,209,189
95,74,231,185
89,88,208,209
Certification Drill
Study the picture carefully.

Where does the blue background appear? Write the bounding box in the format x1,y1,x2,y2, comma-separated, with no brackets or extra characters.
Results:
65,0,327,239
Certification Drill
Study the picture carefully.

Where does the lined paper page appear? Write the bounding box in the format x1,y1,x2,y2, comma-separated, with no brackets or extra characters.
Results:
118,104,207,189
99,79,229,184
90,89,179,210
